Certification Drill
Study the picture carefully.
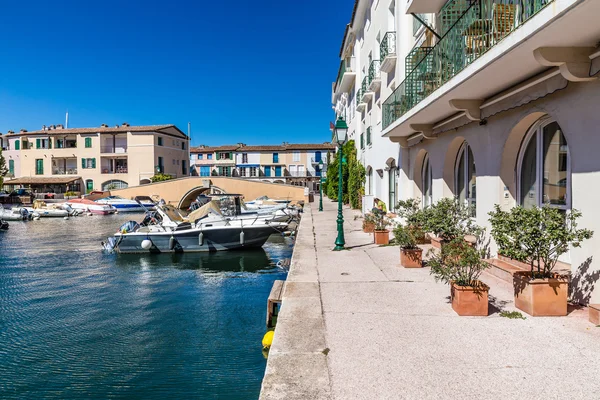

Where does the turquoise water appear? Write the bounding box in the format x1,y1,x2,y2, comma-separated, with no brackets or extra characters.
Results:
0,214,291,399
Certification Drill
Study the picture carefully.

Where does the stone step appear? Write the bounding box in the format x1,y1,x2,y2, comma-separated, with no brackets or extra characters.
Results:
483,258,528,283
497,254,571,274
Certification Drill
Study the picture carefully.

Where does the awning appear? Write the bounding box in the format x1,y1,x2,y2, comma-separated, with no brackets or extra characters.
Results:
4,176,81,185
237,164,260,167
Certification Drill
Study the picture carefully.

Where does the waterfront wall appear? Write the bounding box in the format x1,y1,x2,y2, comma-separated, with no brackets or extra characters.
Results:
111,177,307,206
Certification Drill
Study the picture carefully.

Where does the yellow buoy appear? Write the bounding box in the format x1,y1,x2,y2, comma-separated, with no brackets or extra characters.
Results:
262,330,274,349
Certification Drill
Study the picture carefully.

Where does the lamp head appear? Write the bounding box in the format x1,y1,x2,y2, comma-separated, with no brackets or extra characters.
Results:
333,116,348,146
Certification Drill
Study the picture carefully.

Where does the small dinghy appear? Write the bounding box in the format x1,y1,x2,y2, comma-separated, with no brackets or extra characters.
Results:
24,200,70,218
0,204,31,221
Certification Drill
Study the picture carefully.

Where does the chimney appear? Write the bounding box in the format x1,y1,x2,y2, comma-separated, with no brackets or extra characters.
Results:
122,122,130,127
56,124,63,129
42,125,46,130
8,130,14,134
52,125,56,129
101,124,108,128
20,129,28,133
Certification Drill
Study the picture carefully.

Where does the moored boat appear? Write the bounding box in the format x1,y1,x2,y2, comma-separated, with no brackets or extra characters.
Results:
95,195,155,212
24,200,70,218
0,204,31,221
66,198,117,215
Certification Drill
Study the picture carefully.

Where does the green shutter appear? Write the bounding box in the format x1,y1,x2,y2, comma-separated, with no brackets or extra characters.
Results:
36,139,41,149
15,140,20,150
85,137,92,148
82,158,86,169
48,138,52,149
36,159,43,175
9,160,14,175
229,152,233,160
216,153,220,160
91,158,96,168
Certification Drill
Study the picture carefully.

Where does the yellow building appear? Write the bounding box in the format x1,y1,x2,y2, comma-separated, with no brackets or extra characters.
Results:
3,123,189,194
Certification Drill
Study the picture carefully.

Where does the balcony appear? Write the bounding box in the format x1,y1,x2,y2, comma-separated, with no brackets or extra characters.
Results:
52,168,78,175
52,157,78,175
406,0,449,14
380,32,397,73
368,60,381,91
361,77,373,103
310,157,326,167
101,157,128,174
335,57,357,94
101,146,127,154
356,88,367,111
382,0,600,139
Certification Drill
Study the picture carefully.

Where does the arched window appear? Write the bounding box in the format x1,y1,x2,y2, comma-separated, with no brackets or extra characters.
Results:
422,154,432,208
388,166,397,211
102,180,128,191
366,167,373,195
455,142,476,214
518,119,569,209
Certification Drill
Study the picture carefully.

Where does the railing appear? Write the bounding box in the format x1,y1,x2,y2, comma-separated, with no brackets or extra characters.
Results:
368,60,381,85
361,77,369,93
101,146,127,154
356,88,364,106
310,157,326,165
367,127,372,146
383,0,553,130
335,56,356,89
52,168,78,175
101,168,128,174
380,32,396,61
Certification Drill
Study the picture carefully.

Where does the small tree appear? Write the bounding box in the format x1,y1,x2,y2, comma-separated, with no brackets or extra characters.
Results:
393,224,420,250
488,205,593,278
429,239,489,287
422,197,479,242
372,208,390,231
150,173,173,183
0,148,8,188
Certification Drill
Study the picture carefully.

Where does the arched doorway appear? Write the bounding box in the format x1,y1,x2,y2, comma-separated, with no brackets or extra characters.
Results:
454,142,476,215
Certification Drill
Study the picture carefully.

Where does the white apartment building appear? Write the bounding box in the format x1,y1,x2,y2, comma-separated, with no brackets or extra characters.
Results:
333,0,600,303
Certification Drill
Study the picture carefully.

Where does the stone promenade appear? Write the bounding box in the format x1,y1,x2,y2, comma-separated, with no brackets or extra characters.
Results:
260,200,600,400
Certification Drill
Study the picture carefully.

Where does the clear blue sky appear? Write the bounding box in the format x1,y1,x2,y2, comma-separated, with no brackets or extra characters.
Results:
0,0,350,146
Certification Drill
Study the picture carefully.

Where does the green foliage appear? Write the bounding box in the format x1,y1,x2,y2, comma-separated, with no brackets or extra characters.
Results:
428,239,489,287
422,197,480,242
64,191,79,197
488,205,593,278
0,148,7,188
499,311,526,320
324,140,365,209
393,224,420,250
372,208,391,231
396,198,428,243
150,173,174,183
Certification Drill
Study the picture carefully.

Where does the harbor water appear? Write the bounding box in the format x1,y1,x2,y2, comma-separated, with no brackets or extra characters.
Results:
0,214,291,399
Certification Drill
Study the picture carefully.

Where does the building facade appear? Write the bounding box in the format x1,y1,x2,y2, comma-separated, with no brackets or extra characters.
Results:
333,0,600,303
2,124,189,193
190,143,335,190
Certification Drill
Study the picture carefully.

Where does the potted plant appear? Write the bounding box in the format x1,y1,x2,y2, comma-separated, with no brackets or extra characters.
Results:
373,209,390,245
488,205,593,316
363,213,376,233
394,224,423,268
429,238,490,316
396,198,428,244
422,197,479,248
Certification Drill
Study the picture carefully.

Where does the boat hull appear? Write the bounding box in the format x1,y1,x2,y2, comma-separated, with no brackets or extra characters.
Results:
113,225,278,253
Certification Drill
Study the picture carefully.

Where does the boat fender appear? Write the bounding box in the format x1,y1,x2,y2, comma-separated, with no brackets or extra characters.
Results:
63,216,69,220
240,231,245,245
262,330,274,349
141,239,153,250
198,232,204,246
169,235,176,250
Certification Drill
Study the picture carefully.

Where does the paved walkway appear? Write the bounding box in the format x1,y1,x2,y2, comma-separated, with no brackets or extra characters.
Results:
260,200,600,400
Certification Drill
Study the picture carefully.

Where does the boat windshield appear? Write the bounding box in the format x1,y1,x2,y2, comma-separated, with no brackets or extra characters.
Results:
160,204,185,222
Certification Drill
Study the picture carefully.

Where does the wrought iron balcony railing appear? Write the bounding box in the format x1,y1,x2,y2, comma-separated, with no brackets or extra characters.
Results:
356,88,364,106
361,77,369,94
383,0,553,130
380,32,396,61
368,60,381,85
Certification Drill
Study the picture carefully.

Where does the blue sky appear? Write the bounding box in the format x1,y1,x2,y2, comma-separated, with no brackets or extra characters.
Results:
0,0,350,146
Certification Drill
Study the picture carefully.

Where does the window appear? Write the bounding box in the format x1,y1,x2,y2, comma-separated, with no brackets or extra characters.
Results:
182,160,187,175
250,167,257,177
36,138,51,149
181,142,186,150
177,160,180,165
367,168,373,195
8,160,14,175
265,166,271,177
275,166,282,177
273,153,279,163
219,166,231,177
196,154,201,160
293,151,300,162
157,156,164,173
389,167,397,211
422,154,432,208
15,140,20,150
35,159,44,175
207,154,213,160
242,153,248,163
85,137,92,148
200,166,211,176
102,180,128,190
173,140,176,146
455,143,476,215
56,139,64,148
518,119,569,209
82,158,96,169
240,167,247,177
157,137,163,146
173,159,176,165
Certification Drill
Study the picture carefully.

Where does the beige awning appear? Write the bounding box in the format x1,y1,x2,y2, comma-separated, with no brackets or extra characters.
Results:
4,176,81,185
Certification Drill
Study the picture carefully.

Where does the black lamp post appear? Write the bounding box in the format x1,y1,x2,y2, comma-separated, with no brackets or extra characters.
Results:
333,116,348,251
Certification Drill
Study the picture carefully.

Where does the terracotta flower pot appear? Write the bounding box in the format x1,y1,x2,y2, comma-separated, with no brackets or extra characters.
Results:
513,271,569,316
430,235,445,249
363,222,375,233
451,281,489,316
400,248,423,268
374,230,390,245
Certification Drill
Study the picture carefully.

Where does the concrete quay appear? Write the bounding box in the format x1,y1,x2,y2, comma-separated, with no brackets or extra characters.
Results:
260,199,600,400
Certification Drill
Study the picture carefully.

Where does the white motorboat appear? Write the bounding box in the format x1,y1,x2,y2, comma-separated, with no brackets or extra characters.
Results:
0,204,31,221
103,195,288,253
65,198,117,215
244,196,291,209
95,195,155,212
24,200,70,218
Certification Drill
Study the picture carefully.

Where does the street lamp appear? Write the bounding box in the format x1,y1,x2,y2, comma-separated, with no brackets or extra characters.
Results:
332,116,348,251
318,159,326,212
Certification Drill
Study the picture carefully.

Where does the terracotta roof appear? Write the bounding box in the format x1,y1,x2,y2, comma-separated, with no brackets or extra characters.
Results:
190,145,238,152
237,145,284,152
5,176,81,185
192,143,336,153
4,124,187,138
284,143,336,150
